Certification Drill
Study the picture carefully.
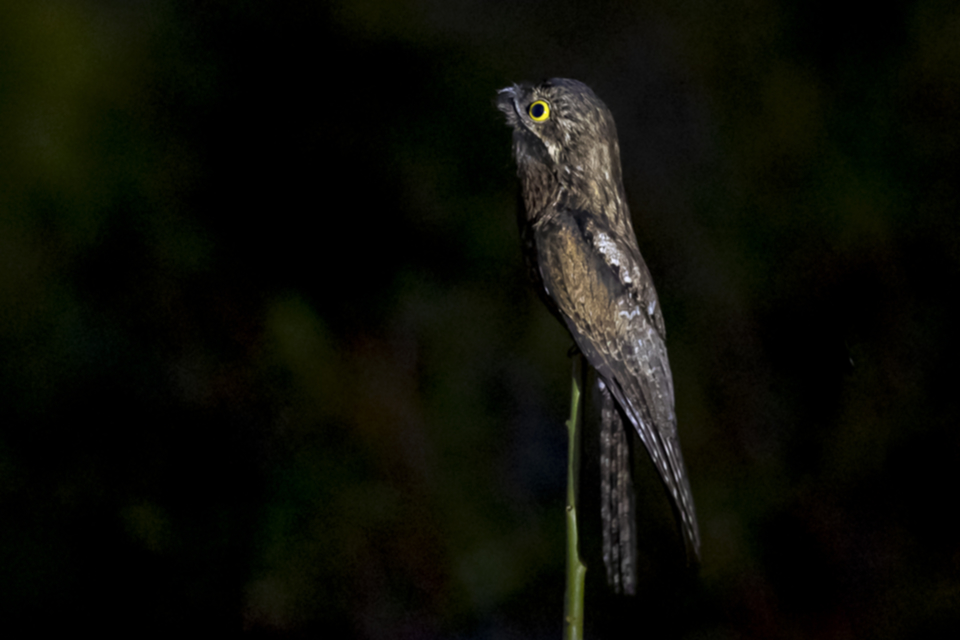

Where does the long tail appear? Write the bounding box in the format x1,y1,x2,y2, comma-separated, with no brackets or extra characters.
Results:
598,379,637,595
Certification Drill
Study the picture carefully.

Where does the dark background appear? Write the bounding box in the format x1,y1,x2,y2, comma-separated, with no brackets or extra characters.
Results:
2,0,958,637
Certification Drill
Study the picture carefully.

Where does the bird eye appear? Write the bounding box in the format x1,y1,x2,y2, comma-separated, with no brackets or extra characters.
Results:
528,100,550,122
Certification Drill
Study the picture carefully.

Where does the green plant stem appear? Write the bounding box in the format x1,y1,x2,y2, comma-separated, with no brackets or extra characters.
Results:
563,356,587,640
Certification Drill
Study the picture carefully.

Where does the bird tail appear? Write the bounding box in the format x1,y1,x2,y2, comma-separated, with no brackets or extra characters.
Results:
598,380,637,595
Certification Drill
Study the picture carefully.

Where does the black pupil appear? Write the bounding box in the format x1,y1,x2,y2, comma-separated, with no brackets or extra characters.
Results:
531,103,545,118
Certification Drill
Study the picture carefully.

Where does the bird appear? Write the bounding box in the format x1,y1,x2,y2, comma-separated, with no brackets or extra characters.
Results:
496,78,700,594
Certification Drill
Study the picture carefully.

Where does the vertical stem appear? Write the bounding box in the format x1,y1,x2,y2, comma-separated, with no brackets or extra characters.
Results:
564,356,587,640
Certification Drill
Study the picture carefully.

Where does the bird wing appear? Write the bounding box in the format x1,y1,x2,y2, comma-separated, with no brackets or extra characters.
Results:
534,206,701,561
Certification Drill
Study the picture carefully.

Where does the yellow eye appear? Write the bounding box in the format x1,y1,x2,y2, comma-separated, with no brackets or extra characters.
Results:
528,100,550,122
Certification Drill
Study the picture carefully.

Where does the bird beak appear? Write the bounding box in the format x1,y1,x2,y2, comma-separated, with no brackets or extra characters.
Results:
496,85,521,123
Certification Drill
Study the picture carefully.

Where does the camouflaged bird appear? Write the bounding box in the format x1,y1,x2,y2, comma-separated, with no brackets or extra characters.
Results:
497,78,700,594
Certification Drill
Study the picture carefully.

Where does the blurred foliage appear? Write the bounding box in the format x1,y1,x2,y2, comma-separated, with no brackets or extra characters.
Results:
1,0,959,637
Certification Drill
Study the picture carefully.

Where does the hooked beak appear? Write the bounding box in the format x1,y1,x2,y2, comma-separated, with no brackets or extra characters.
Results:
495,85,522,124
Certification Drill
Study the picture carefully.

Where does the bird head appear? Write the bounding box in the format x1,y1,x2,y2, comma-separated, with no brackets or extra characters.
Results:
496,78,622,188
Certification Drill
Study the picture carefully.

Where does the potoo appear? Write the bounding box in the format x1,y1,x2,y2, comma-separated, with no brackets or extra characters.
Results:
496,78,700,594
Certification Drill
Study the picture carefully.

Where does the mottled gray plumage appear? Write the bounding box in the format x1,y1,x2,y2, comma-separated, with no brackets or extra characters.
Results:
496,78,700,593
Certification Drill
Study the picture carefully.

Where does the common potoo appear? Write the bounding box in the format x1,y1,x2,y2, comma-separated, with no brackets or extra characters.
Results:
496,78,700,594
